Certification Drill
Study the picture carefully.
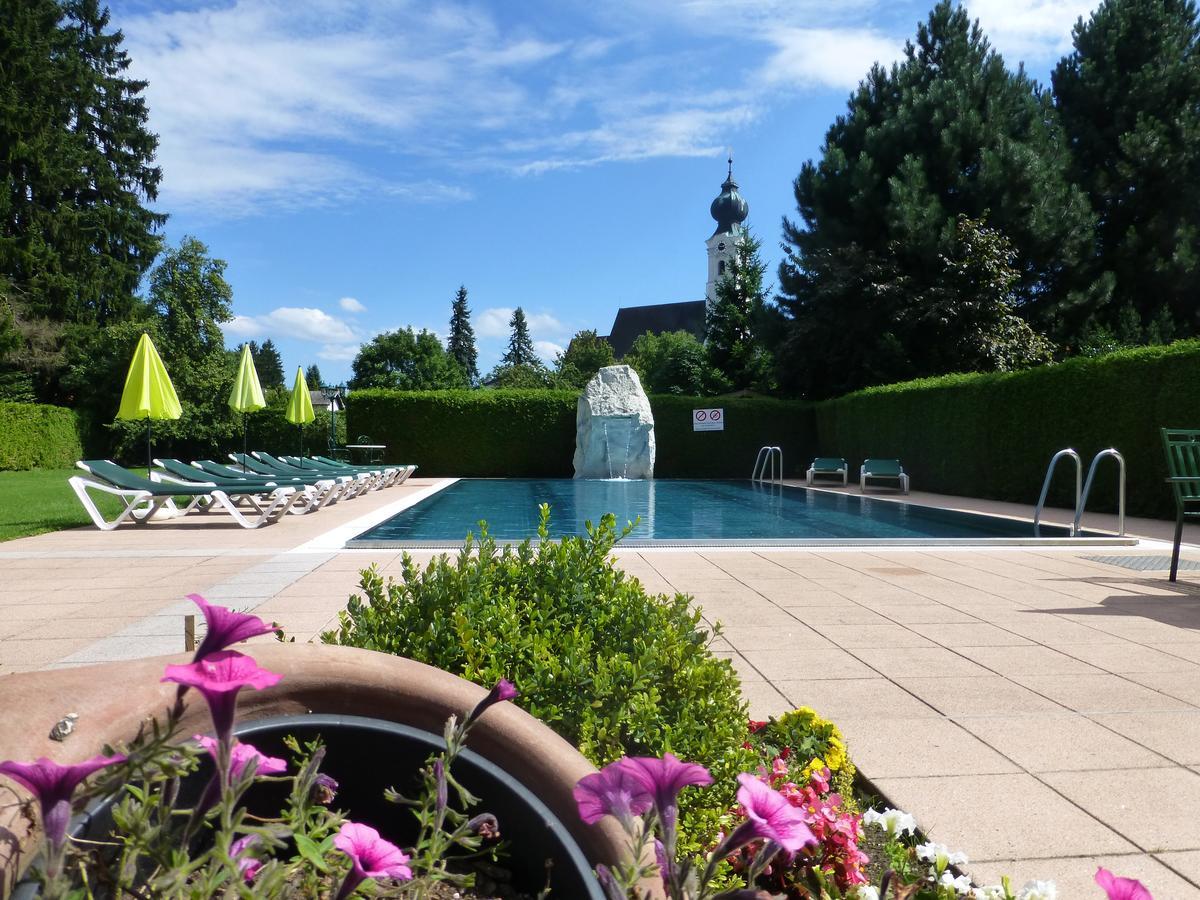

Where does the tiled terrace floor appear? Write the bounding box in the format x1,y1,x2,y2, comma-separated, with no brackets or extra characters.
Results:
3,478,1200,895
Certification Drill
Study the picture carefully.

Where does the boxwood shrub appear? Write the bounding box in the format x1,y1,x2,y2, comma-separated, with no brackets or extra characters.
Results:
0,401,83,470
816,339,1200,519
346,388,814,478
321,505,755,848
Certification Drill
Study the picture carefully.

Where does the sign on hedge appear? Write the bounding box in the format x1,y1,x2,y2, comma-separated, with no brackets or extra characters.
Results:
692,408,724,432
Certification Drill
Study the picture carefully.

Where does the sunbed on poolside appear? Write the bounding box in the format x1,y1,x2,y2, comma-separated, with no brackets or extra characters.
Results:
154,458,344,513
281,455,414,487
806,457,849,486
860,458,909,494
69,459,302,530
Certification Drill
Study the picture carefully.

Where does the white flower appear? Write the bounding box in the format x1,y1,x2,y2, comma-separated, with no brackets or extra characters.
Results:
916,841,969,871
972,887,1008,900
939,871,973,894
1017,881,1057,900
848,887,880,900
862,807,917,836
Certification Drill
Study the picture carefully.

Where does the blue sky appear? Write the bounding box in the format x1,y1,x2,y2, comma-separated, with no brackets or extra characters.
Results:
107,0,1098,384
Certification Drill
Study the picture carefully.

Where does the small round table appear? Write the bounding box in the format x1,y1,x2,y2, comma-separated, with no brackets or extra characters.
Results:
345,443,386,465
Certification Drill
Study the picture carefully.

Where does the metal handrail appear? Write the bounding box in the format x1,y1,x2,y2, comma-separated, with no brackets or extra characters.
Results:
752,446,782,482
1074,448,1126,536
1034,449,1082,537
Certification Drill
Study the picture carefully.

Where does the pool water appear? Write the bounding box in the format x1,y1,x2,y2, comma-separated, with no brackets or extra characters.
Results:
349,479,1097,546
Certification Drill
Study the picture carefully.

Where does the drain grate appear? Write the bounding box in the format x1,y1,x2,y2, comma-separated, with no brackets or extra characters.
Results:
1084,555,1200,572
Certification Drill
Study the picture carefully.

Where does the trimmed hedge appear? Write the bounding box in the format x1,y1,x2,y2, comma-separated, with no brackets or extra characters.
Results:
347,389,814,478
0,402,83,470
815,340,1200,519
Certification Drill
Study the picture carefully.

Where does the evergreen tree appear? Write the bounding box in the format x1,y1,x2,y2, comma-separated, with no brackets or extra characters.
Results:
500,307,538,368
254,338,285,388
0,0,165,328
305,364,323,390
1053,0,1200,337
447,285,479,385
777,0,1095,395
706,231,774,391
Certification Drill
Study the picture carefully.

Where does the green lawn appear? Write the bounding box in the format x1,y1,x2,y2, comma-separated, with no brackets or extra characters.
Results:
0,468,124,542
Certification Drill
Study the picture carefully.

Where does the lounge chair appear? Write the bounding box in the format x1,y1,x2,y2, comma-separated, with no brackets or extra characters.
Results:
69,460,302,530
860,458,909,494
254,451,390,491
1162,428,1200,581
155,459,343,513
806,457,848,486
283,455,414,487
227,453,372,499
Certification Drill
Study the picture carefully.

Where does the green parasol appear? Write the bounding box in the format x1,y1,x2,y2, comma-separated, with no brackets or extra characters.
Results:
228,344,266,471
117,333,183,472
285,366,315,466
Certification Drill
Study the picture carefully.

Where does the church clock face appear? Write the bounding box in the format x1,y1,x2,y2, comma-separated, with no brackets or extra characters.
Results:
717,241,726,251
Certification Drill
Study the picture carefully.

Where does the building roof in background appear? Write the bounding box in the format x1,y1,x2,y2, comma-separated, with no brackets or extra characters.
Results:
604,300,706,357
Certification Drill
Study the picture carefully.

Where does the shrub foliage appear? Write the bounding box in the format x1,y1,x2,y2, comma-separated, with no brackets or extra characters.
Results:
816,339,1200,519
0,401,81,469
347,389,814,478
322,506,753,845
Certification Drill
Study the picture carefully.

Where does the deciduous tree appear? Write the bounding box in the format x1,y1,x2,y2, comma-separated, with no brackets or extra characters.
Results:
554,329,614,390
349,328,467,391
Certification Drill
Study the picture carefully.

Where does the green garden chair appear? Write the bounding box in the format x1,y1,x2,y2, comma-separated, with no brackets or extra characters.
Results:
1161,428,1200,581
806,457,849,486
860,458,909,494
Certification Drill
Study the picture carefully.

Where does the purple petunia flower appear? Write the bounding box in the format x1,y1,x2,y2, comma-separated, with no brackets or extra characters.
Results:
1096,868,1154,900
467,678,519,725
187,594,276,662
230,834,263,882
0,754,126,870
732,773,816,853
161,651,281,745
194,735,286,782
311,773,339,805
332,821,412,900
616,753,712,830
573,760,653,826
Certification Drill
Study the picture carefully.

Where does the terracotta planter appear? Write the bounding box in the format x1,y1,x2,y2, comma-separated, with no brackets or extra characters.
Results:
0,645,639,899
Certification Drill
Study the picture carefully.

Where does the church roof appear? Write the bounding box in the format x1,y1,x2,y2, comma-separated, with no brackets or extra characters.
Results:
710,156,749,237
604,300,706,357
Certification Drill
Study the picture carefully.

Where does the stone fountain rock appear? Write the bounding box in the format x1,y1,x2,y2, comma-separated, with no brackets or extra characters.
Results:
573,365,655,479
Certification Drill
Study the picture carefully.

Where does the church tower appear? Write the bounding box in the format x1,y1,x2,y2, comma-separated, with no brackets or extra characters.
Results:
705,155,749,304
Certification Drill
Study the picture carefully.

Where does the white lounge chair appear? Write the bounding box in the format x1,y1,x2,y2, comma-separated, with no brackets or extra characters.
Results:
806,457,849,486
860,458,909,494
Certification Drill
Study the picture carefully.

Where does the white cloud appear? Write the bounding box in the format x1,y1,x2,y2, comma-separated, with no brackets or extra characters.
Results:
220,306,357,343
318,343,361,362
965,0,1098,60
758,27,901,90
534,340,565,363
339,297,366,314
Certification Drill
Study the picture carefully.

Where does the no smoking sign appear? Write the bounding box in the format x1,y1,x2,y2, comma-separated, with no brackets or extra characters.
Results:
693,408,724,432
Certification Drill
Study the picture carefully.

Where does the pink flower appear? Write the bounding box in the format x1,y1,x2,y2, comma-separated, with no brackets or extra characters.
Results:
1096,868,1153,900
187,594,275,662
230,834,263,882
194,735,286,782
617,753,713,829
467,678,519,724
574,761,654,825
333,821,412,900
0,755,126,863
735,774,816,853
162,651,281,743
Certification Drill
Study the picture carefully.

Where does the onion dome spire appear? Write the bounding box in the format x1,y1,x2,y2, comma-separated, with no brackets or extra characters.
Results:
710,153,749,237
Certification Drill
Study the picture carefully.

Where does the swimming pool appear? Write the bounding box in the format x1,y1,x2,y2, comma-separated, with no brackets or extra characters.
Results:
348,479,1131,547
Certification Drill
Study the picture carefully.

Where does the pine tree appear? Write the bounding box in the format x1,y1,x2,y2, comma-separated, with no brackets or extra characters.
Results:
500,307,538,368
305,364,323,390
706,231,773,390
0,0,165,327
254,339,285,388
1053,0,1200,337
776,0,1095,396
447,285,479,385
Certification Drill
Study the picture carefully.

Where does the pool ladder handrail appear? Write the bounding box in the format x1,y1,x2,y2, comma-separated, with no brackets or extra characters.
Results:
1074,448,1126,537
1034,449,1081,537
752,446,782,482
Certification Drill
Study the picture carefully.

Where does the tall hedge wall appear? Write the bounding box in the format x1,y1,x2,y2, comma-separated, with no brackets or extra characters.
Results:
815,340,1200,519
346,389,814,478
0,402,83,470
